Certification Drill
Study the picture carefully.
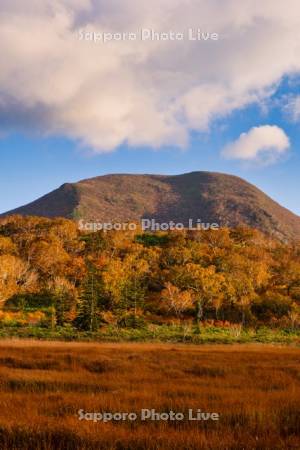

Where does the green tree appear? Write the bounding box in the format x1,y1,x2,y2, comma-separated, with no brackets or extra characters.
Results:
75,265,101,331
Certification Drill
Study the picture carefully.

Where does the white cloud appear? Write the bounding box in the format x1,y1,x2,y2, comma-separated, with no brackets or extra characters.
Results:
222,125,290,164
0,0,300,151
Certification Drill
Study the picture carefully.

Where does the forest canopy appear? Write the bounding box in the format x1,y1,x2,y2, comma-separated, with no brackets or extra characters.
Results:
0,215,299,333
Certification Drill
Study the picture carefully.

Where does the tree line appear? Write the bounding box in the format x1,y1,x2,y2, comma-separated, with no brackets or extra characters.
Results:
0,215,299,331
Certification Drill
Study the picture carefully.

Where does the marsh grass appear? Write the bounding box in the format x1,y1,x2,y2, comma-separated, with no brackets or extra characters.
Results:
0,341,298,449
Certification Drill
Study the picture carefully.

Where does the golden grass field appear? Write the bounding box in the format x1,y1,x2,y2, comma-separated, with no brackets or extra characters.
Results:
0,341,298,449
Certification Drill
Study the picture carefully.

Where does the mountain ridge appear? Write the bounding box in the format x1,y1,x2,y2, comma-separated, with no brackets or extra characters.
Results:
3,171,300,240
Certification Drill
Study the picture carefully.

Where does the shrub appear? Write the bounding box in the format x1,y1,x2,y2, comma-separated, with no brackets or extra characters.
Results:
252,292,292,322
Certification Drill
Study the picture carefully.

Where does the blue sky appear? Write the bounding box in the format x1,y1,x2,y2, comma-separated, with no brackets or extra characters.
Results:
1,86,299,215
1,1,300,216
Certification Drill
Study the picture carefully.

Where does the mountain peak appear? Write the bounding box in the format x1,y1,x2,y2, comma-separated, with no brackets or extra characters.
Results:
3,171,300,240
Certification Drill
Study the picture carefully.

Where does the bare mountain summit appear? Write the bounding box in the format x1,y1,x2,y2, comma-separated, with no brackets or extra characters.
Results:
3,172,300,240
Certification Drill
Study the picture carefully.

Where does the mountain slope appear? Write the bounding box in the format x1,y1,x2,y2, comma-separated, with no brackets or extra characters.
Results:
3,171,300,240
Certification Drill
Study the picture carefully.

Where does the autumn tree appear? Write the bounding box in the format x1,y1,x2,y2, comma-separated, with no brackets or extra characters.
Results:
102,252,149,319
161,282,193,319
226,272,257,325
0,255,36,306
47,277,77,326
172,264,225,326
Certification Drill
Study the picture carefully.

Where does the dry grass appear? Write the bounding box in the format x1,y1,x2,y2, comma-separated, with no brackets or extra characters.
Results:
0,341,298,449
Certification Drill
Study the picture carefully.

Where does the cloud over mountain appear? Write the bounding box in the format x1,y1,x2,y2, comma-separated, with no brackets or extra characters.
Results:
1,0,300,151
222,125,290,165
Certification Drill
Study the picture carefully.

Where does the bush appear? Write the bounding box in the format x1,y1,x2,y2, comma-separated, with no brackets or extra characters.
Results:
117,314,146,329
252,292,292,322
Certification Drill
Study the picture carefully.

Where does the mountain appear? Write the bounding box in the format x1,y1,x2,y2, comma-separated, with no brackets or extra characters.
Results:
3,171,300,240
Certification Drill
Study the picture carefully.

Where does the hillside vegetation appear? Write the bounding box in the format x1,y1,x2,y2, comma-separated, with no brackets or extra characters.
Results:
0,215,299,341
